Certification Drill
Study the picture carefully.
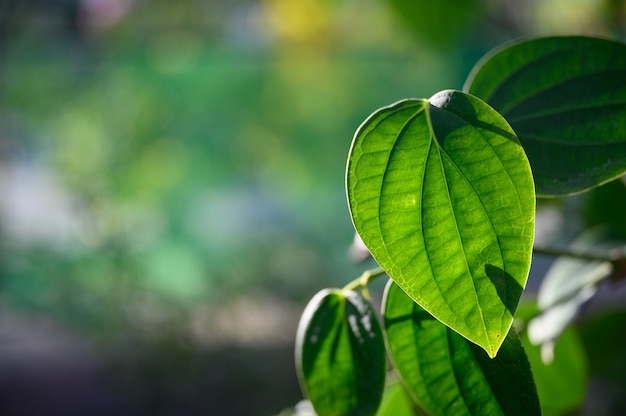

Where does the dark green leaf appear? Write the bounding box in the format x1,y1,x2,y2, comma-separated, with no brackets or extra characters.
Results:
464,35,626,196
347,90,535,357
295,289,386,416
580,310,626,389
517,304,588,416
585,178,626,238
388,0,486,46
383,281,541,416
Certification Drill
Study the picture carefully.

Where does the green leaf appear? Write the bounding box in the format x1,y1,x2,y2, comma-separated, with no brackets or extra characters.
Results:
580,310,626,388
387,0,486,46
585,179,626,238
528,228,625,349
383,281,541,416
295,289,386,416
376,382,421,416
464,35,626,196
346,90,535,357
517,303,588,416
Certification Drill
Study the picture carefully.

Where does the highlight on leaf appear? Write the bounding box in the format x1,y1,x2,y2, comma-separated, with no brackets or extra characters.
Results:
295,288,386,416
346,89,535,357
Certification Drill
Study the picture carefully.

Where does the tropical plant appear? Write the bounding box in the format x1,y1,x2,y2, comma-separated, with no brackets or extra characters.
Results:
294,35,626,415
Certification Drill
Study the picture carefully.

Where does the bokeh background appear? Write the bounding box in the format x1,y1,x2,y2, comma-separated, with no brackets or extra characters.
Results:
0,1,625,415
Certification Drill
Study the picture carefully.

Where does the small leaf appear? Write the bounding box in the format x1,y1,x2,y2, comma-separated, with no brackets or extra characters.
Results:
383,281,541,416
517,303,588,416
347,90,535,357
295,289,386,416
528,228,625,348
375,382,419,416
464,35,626,196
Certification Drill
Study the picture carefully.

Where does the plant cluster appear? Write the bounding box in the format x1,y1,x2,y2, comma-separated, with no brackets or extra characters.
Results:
294,35,626,415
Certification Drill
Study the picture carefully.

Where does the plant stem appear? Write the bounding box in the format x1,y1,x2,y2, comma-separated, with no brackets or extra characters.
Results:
533,246,617,262
343,266,387,292
342,248,621,292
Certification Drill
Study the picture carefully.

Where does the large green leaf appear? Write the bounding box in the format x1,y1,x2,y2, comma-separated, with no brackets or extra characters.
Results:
464,35,626,196
295,289,386,416
383,281,541,416
346,90,535,357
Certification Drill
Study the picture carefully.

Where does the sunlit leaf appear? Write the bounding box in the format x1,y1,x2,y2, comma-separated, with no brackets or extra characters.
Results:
295,289,386,416
383,281,541,416
347,90,535,357
376,382,420,416
464,35,626,196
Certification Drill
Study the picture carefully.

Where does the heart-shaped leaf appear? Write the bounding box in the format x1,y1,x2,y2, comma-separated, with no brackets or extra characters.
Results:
295,289,386,416
383,280,541,416
347,90,535,357
464,35,626,196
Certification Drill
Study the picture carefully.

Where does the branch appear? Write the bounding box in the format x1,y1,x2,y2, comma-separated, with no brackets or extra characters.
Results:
342,266,387,297
533,246,616,262
534,245,626,283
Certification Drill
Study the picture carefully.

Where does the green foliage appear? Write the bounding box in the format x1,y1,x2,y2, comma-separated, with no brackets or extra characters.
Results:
375,382,417,416
383,281,540,416
296,35,626,415
295,289,386,416
528,229,625,350
517,303,588,416
387,0,486,46
346,90,534,357
464,36,626,197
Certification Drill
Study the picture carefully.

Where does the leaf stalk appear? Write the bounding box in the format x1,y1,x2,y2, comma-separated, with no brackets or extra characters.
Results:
342,266,387,296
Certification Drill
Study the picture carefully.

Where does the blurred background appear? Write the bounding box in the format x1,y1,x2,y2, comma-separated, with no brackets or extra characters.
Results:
0,1,624,415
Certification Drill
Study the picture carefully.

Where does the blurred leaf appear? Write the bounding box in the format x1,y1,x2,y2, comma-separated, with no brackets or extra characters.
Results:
464,36,626,196
523,326,588,415
383,280,541,416
295,289,386,416
585,178,626,238
580,309,626,387
517,299,588,415
376,382,420,416
387,0,486,46
537,229,618,309
346,90,535,357
529,229,625,348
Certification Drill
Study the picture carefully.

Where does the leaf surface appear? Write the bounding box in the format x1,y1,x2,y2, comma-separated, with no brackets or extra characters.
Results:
464,35,626,196
347,90,535,356
295,289,386,416
383,281,541,416
375,382,418,416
